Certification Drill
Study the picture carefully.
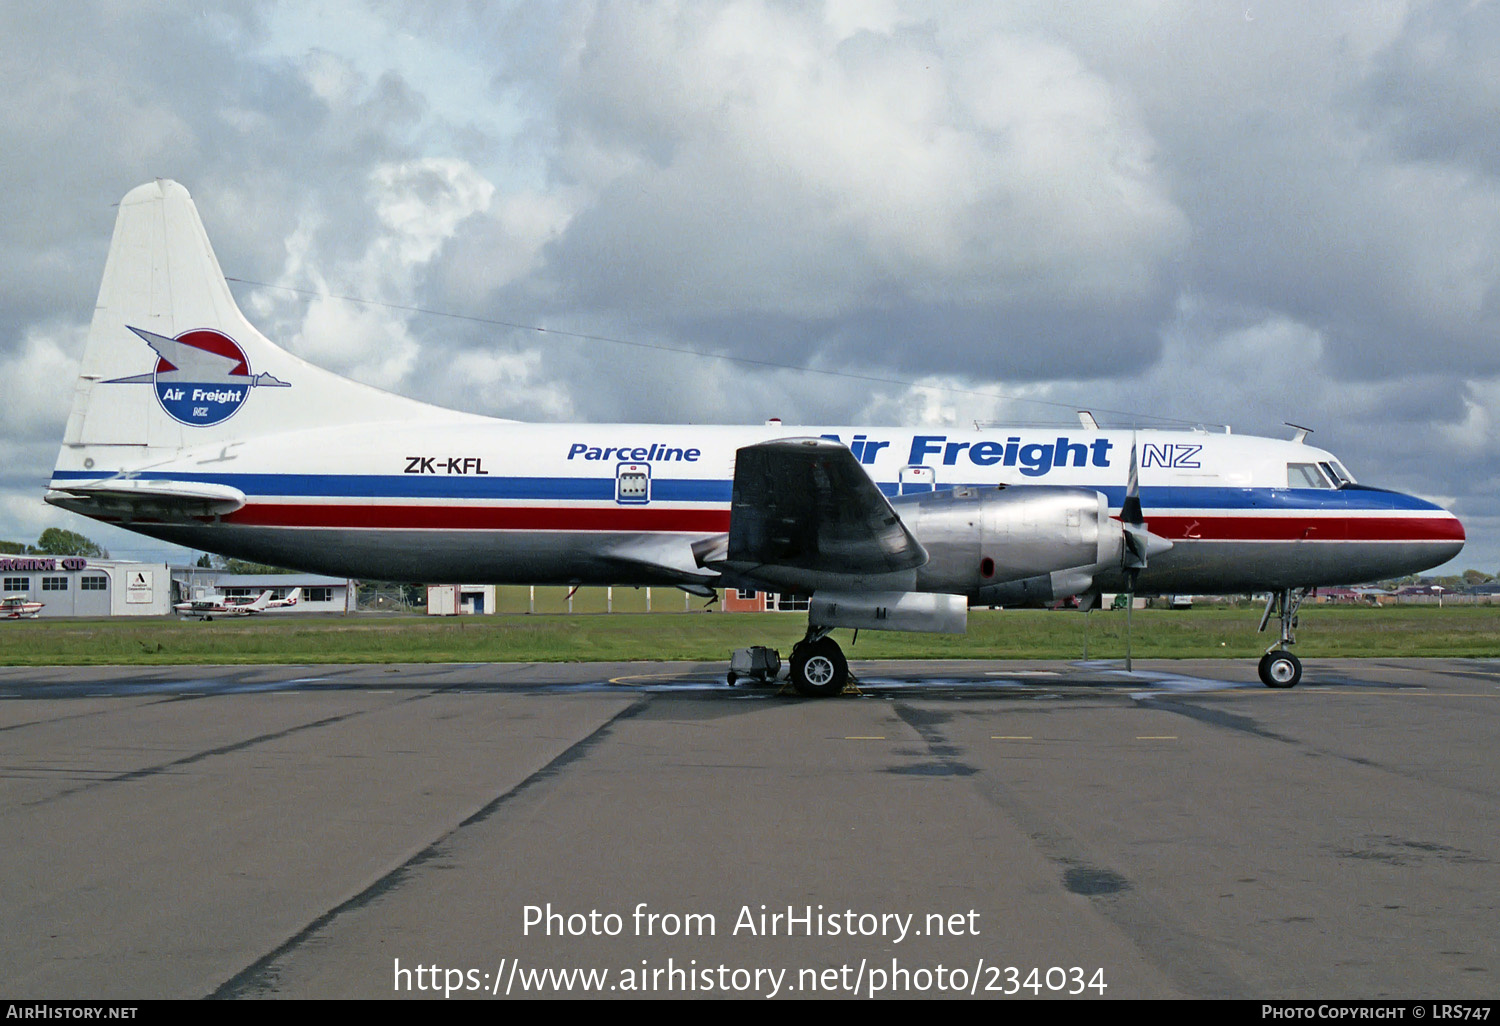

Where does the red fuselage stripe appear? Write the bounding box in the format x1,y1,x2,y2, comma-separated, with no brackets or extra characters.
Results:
218,504,1464,542
225,504,734,532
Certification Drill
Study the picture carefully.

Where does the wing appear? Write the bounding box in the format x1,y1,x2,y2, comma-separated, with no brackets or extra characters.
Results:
724,438,926,580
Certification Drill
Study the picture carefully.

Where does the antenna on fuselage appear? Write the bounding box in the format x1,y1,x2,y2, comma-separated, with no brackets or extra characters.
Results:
1285,422,1313,444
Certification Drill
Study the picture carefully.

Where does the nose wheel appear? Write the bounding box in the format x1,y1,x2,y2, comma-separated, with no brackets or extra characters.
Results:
1258,650,1302,688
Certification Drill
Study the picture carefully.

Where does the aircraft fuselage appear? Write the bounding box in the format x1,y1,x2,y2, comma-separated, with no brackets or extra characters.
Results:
52,422,1464,596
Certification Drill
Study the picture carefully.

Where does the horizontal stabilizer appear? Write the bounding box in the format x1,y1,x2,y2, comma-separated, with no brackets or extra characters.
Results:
46,478,246,522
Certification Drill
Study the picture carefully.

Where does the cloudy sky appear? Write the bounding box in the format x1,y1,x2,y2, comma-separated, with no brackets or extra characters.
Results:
1,1,1495,574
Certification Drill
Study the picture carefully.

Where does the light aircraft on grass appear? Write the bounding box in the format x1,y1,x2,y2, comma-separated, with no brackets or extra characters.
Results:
47,181,1464,693
174,587,301,620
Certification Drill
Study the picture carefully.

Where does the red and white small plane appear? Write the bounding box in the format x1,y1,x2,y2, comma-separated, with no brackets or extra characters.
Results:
1,596,45,619
175,588,301,620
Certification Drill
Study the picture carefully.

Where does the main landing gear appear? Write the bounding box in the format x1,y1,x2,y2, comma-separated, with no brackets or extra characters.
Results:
789,626,849,698
726,627,852,697
1257,587,1308,688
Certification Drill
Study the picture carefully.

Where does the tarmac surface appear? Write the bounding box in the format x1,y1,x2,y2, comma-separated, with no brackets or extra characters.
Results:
0,657,1496,1000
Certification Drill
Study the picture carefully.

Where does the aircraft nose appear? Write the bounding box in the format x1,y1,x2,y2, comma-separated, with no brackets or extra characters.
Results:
1354,486,1465,578
1432,507,1466,564
1401,495,1465,568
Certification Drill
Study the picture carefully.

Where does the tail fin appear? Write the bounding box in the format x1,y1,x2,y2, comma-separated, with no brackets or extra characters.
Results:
246,590,273,611
57,180,471,475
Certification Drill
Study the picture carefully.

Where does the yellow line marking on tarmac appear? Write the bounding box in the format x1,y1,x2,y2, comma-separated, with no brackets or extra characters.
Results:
607,673,697,685
992,735,1034,740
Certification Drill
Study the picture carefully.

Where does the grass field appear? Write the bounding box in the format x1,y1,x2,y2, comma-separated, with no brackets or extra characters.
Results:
2,605,1497,666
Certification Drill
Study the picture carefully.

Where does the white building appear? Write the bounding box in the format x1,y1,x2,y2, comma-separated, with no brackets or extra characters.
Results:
1,557,172,617
0,556,357,617
172,568,357,614
427,584,496,615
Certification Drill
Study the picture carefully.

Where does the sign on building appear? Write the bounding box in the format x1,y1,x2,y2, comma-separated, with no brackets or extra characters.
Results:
126,570,153,604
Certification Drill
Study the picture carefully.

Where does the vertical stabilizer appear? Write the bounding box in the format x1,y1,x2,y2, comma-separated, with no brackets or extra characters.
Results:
57,179,471,476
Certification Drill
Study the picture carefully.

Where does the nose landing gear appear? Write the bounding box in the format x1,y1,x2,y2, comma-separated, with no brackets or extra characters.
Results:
1257,587,1308,688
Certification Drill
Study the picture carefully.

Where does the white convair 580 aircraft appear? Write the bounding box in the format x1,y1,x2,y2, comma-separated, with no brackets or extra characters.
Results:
47,182,1465,694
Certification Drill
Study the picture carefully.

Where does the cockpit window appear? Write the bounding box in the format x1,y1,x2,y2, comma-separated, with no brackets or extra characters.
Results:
1321,460,1355,486
1288,463,1333,488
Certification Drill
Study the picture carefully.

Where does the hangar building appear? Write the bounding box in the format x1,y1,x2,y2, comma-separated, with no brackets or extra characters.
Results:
2,557,172,617
1,556,355,618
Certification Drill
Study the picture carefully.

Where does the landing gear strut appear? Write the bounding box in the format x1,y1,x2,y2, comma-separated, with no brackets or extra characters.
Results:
789,626,849,697
1257,587,1308,688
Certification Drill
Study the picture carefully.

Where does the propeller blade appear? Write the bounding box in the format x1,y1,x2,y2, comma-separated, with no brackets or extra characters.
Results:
1121,433,1143,526
1117,434,1173,592
1121,435,1147,581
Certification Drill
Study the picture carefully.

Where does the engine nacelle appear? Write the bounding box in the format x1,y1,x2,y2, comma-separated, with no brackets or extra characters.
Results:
893,485,1125,601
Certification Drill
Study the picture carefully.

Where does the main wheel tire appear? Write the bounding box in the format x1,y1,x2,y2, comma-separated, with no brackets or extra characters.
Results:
1259,651,1302,689
790,638,848,698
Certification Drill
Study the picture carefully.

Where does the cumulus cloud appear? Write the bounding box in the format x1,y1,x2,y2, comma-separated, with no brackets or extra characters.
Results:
439,348,575,421
540,1,1187,376
245,157,495,389
0,322,87,439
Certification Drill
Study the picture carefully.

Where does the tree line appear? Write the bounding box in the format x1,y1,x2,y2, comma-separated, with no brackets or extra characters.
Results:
0,528,108,558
